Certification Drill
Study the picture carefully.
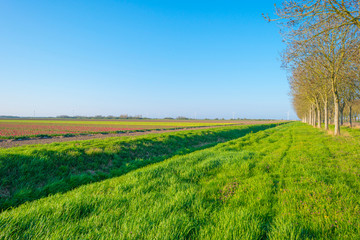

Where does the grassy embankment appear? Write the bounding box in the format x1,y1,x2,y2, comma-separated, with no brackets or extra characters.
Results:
1,122,360,239
0,123,279,211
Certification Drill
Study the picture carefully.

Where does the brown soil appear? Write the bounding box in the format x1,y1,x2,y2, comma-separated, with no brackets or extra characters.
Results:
0,120,285,149
0,126,218,149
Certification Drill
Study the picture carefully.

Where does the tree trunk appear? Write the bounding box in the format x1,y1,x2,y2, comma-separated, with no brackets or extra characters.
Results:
333,93,340,135
317,106,321,128
340,110,344,126
311,105,316,127
349,106,353,128
324,101,328,130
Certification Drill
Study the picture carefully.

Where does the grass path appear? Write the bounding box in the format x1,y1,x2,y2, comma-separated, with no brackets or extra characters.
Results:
1,122,360,239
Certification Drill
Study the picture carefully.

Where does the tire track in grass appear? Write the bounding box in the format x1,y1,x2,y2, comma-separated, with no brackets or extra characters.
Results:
186,124,292,239
260,126,295,239
269,124,336,239
199,124,296,239
267,125,316,239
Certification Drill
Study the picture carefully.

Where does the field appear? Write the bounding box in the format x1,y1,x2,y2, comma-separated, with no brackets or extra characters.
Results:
0,119,280,139
1,122,360,239
0,119,234,138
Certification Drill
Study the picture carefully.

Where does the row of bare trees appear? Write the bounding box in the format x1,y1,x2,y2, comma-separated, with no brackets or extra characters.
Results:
268,0,360,135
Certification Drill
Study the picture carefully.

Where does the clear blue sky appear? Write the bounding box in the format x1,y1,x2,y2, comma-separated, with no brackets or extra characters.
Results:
0,0,296,119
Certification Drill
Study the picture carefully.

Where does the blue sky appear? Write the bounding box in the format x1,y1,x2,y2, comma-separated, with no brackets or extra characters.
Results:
0,0,296,119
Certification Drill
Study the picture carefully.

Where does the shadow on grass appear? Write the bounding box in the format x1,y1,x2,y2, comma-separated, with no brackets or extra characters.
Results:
0,123,284,211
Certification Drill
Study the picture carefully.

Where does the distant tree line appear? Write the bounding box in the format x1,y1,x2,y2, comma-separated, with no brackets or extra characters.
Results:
270,0,360,135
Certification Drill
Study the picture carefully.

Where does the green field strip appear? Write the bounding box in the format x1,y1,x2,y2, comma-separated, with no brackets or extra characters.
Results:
0,123,281,211
2,122,360,239
267,126,360,239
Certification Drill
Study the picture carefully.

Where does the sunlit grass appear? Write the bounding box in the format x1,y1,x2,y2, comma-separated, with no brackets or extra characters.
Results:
0,123,278,211
1,122,360,239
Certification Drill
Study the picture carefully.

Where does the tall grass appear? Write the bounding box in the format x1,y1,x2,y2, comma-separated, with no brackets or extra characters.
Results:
0,123,279,211
1,122,360,239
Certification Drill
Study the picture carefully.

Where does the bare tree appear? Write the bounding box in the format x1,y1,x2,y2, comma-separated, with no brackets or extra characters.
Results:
271,0,359,135
266,0,360,32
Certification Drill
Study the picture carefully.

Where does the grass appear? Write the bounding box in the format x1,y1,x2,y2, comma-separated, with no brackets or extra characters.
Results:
0,123,279,211
1,122,360,239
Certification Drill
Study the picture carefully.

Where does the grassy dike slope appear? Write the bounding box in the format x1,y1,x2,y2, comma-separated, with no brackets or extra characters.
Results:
0,123,279,210
1,122,360,239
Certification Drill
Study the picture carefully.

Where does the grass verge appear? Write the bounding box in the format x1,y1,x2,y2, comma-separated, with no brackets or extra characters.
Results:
0,123,280,211
1,122,360,239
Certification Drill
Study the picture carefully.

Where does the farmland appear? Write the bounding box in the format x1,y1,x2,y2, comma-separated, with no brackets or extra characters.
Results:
0,119,283,148
0,119,238,139
0,119,281,139
2,122,360,239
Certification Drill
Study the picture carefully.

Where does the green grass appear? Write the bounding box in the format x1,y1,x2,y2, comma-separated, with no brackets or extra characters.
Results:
1,122,360,239
0,123,279,211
